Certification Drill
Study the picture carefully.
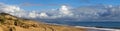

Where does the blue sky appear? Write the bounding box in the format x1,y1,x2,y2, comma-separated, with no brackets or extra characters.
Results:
0,0,120,10
1,0,120,22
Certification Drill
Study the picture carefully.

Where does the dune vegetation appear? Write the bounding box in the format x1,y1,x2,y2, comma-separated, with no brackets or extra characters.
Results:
0,13,85,31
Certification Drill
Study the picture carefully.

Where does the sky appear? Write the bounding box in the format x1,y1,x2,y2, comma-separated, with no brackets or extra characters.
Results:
0,0,120,22
0,0,120,10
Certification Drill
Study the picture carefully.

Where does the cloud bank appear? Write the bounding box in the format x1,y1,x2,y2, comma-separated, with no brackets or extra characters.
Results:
0,3,120,22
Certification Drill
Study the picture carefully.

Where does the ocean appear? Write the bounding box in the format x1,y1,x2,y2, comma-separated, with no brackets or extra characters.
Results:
71,22,120,29
42,21,120,29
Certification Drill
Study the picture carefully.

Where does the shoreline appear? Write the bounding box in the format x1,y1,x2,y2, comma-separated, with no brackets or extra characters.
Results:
75,26,120,31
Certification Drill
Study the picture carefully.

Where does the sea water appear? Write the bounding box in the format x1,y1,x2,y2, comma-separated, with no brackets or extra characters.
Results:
71,22,120,29
42,21,120,29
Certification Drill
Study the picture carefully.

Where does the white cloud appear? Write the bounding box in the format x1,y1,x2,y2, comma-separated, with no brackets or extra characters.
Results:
0,4,22,13
59,5,73,16
39,12,48,18
29,11,37,18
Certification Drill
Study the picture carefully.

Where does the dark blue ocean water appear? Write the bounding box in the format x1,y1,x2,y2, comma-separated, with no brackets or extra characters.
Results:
70,22,120,28
42,21,120,29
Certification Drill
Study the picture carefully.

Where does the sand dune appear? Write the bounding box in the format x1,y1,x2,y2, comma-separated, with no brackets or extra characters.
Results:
0,13,85,31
